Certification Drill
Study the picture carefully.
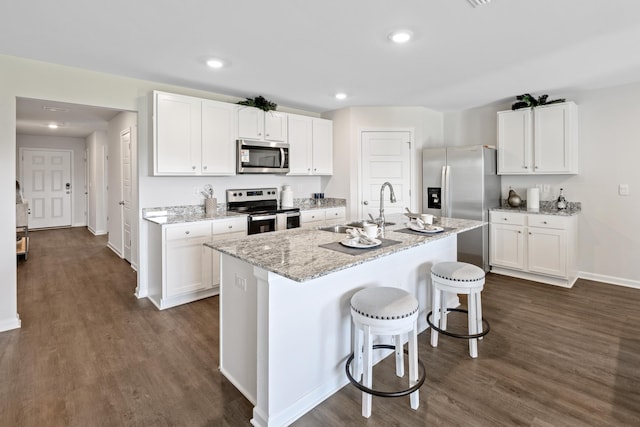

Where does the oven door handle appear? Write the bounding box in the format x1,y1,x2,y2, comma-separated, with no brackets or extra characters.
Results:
286,211,300,217
250,214,277,221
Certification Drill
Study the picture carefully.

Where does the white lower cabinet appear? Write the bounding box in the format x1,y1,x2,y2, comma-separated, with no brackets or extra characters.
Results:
490,211,577,287
148,216,247,310
300,206,346,228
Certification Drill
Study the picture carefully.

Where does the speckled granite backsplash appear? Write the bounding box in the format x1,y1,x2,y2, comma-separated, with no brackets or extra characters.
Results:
293,198,347,209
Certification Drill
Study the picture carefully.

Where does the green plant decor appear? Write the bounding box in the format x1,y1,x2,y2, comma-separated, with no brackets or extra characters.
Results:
511,93,566,110
237,95,277,112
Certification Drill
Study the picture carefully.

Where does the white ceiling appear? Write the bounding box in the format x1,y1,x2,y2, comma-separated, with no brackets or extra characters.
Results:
3,0,640,121
16,98,122,138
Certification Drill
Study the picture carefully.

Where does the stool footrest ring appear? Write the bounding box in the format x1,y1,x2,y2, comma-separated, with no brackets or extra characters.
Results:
427,308,490,339
345,344,426,398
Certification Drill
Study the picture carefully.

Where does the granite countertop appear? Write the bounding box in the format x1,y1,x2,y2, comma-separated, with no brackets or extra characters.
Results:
491,201,581,217
143,205,246,225
205,214,484,282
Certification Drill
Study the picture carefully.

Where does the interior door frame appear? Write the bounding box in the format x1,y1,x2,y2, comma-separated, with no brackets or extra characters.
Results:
357,128,415,221
19,147,74,228
120,127,132,263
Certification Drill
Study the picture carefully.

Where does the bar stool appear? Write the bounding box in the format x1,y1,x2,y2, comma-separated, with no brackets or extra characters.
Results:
345,287,426,418
427,262,490,358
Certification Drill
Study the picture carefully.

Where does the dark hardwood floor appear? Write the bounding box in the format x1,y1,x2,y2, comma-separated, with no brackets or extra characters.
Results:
1,228,639,426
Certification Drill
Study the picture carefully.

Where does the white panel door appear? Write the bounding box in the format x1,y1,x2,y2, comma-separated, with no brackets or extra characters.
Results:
22,149,72,229
121,128,132,262
361,131,411,220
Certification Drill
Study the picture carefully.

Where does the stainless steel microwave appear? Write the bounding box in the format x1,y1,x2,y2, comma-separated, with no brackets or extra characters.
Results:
237,140,289,174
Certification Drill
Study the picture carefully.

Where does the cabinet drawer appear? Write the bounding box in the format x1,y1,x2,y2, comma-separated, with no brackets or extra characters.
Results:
212,217,248,235
490,211,525,226
324,207,345,221
165,222,212,241
527,215,568,230
301,209,326,223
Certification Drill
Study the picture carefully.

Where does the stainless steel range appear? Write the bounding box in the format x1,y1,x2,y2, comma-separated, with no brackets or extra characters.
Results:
226,187,300,235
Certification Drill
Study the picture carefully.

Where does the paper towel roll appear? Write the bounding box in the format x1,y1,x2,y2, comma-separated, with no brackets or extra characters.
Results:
527,188,540,210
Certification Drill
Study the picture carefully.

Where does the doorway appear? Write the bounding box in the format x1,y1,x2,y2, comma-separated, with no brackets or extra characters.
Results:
20,148,73,229
360,130,413,220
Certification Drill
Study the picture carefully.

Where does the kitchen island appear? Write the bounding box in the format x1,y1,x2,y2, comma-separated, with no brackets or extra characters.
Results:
205,215,484,427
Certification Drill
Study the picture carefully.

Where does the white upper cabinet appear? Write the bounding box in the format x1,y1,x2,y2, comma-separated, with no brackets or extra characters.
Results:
238,106,287,142
201,100,236,175
497,101,578,175
153,91,236,176
288,115,333,175
154,92,201,175
311,118,333,175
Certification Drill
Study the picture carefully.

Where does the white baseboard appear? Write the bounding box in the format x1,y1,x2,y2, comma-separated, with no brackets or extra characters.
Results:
0,314,21,332
578,271,640,290
87,226,107,236
107,242,123,258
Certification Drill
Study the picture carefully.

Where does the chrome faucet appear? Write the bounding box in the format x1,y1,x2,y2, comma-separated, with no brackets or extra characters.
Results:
377,182,397,231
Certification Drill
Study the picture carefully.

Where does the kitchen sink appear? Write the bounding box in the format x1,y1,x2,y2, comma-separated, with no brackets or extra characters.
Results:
345,220,395,228
317,225,355,233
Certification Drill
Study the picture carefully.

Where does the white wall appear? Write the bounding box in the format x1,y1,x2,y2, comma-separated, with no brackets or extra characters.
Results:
0,54,323,331
86,130,108,234
16,134,87,227
323,106,444,220
444,83,640,287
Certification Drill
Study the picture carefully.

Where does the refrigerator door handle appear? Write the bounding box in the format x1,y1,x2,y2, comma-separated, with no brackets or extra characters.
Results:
444,165,451,217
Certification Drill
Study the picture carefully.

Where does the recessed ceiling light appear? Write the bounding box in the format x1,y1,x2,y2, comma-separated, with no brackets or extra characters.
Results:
335,93,347,100
42,106,69,113
206,58,225,69
389,30,413,44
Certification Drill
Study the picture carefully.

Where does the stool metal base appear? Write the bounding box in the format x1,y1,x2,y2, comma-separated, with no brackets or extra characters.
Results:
427,308,490,339
345,344,426,398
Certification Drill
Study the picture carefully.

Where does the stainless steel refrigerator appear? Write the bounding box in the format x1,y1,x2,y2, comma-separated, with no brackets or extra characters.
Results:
422,145,501,271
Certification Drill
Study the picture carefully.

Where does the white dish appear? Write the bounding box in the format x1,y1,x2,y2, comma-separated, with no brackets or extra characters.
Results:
340,238,382,249
408,223,444,234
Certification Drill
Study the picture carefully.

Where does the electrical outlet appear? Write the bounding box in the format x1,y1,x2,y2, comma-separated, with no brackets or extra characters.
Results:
543,184,550,193
193,186,201,196
235,275,247,291
619,184,630,196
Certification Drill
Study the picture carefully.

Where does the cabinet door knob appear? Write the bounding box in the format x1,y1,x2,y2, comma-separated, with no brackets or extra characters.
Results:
266,133,270,137
518,231,522,234
543,221,548,224
203,165,207,170
228,225,233,229
529,232,532,235
523,166,529,169
503,218,508,221
258,132,262,136
185,230,190,235
192,166,196,170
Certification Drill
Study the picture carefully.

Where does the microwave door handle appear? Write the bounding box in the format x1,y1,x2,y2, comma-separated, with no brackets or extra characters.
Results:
280,148,285,169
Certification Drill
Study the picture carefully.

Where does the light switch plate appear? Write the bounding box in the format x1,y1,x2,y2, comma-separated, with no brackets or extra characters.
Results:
619,184,630,196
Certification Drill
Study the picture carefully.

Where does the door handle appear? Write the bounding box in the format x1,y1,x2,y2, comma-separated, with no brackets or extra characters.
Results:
119,201,125,205
363,201,369,205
